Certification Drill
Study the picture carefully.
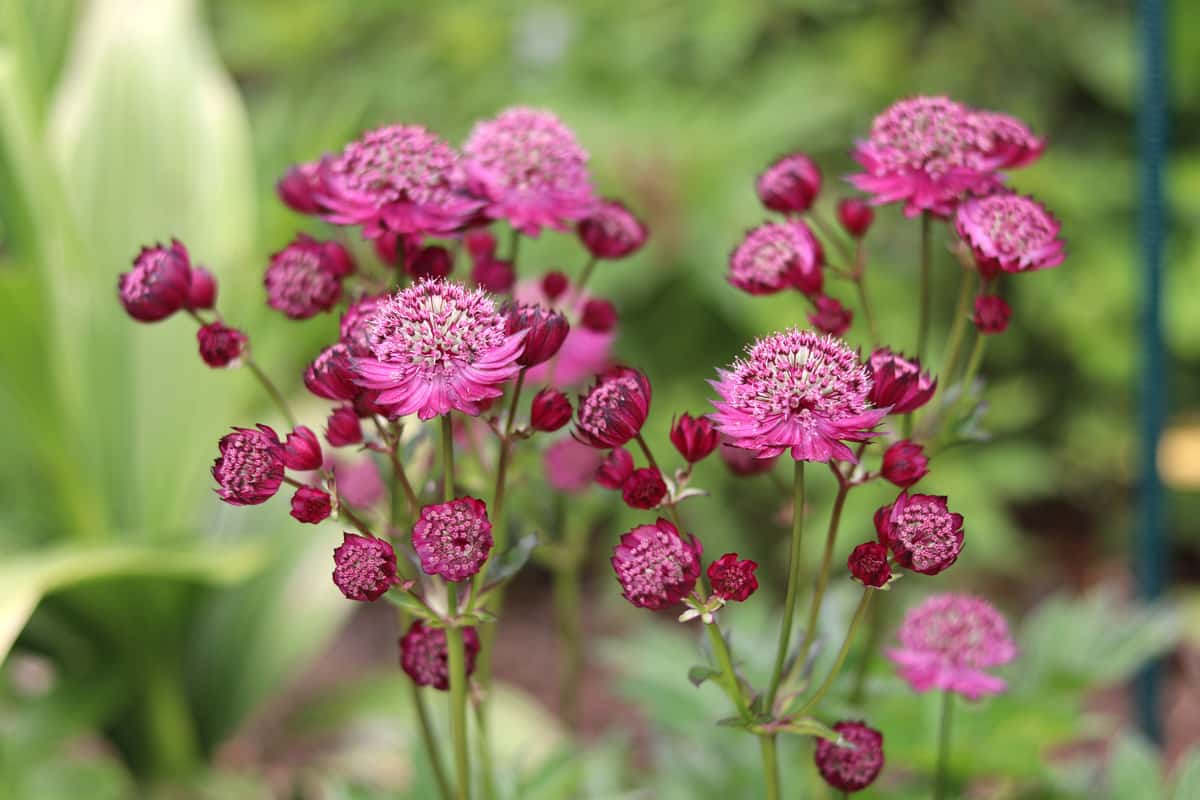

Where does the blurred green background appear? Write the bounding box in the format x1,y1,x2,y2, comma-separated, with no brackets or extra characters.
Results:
2,0,1199,797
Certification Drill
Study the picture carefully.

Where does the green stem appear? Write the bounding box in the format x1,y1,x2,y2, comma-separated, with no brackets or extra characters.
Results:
795,588,873,716
940,270,974,383
706,622,750,719
445,583,471,800
441,415,455,503
554,540,585,729
410,650,454,800
766,460,805,708
788,480,850,687
853,277,880,347
934,690,955,800
143,662,200,777
574,256,598,307
940,335,988,440
917,212,933,363
634,433,685,531
473,703,496,800
243,355,298,430
849,590,885,703
508,226,521,263
387,439,421,522
759,735,782,800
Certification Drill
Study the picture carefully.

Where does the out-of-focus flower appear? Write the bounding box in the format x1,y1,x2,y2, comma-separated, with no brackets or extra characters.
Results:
973,295,1012,334
543,437,606,493
333,456,386,508
867,348,936,414
577,199,648,259
265,235,353,320
277,160,327,215
400,620,481,691
530,388,572,432
472,257,515,293
756,153,821,214
836,198,875,239
956,193,1064,277
611,518,702,610
718,437,780,477
729,221,824,296
332,532,399,601
186,266,217,310
580,298,618,333
970,110,1044,171
595,446,635,489
119,240,192,322
541,271,569,301
808,295,853,336
707,553,759,602
325,405,363,447
814,721,885,793
196,322,246,368
212,425,285,506
412,497,494,582
574,367,652,449
407,244,454,281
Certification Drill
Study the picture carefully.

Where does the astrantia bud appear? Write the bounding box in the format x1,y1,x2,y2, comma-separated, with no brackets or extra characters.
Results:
814,720,884,793
808,295,852,336
119,240,192,322
373,231,407,267
325,405,363,447
611,518,702,610
867,348,936,414
670,413,719,463
290,486,332,524
212,425,285,506
756,153,822,214
595,446,635,489
186,266,217,310
881,440,929,488
973,295,1011,334
621,468,667,509
473,257,515,293
878,493,964,576
408,244,453,281
277,161,326,214
265,234,353,320
541,271,569,301
465,229,497,263
581,299,618,333
400,620,481,691
575,367,652,449
283,426,323,471
837,198,875,238
304,344,358,401
505,303,570,367
196,322,246,368
707,553,759,602
848,542,892,588
412,497,494,582
577,199,648,260
332,532,399,601
729,221,824,296
530,388,572,432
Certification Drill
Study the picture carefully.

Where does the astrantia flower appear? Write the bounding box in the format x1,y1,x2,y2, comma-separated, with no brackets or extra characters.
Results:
290,486,332,524
850,96,993,218
504,303,570,367
581,299,618,333
814,720,885,793
848,542,892,588
577,199,648,260
212,425,285,506
325,405,363,447
756,153,821,214
877,492,964,576
611,518,702,610
574,367,652,449
889,593,1017,699
881,440,929,488
973,295,1012,334
339,295,389,357
319,124,479,238
331,532,399,601
707,553,759,602
621,468,667,510
970,111,1045,171
196,322,246,368
277,159,328,215
399,620,481,691
305,343,359,401
355,280,525,420
670,413,719,464
265,235,353,320
408,244,453,281
283,426,323,471
530,388,572,432
118,240,192,322
710,329,886,462
411,497,494,582
595,446,635,489
728,221,824,296
867,348,936,414
186,266,217,310
837,198,875,239
463,107,596,235
808,295,852,337
541,271,569,301
956,193,1064,276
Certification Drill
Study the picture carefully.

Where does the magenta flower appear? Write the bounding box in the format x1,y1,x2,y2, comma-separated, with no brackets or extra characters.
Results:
574,367,653,449
333,456,386,509
186,266,217,310
332,532,399,601
516,280,616,388
889,593,1017,699
710,329,886,462
325,405,363,447
880,440,929,488
265,235,353,320
196,322,247,368
611,518,702,610
848,542,892,588
970,111,1045,171
850,96,993,218
670,413,719,464
836,198,875,239
621,468,667,510
283,426,323,471
867,348,936,414
354,280,525,420
541,270,569,301
728,221,824,296
707,553,759,602
530,388,572,432
974,295,1012,334
290,486,332,524
399,620,481,691
814,720,885,793
956,193,1065,276
543,437,606,493
463,107,596,235
305,343,359,401
277,159,328,215
756,153,822,214
339,294,389,357
118,240,192,322
876,493,964,576
411,497,494,582
577,199,648,260
504,303,570,367
595,446,635,489
318,124,480,238
212,425,285,506
581,299,618,333
808,294,853,337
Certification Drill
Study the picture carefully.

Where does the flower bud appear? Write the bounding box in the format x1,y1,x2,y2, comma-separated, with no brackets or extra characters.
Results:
670,413,719,463
290,486,332,524
196,322,246,368
118,240,192,322
504,303,569,367
465,229,497,263
881,440,929,488
325,405,363,447
867,348,936,414
473,257,515,293
186,266,217,310
836,198,875,238
581,299,618,333
621,468,667,509
408,244,453,281
808,295,852,336
400,620,481,691
304,344,358,401
814,721,884,792
756,153,822,214
577,199,648,260
848,541,892,587
707,553,759,602
541,270,569,301
574,367,652,449
332,532,399,601
277,161,325,214
530,388,572,432
973,295,1011,334
284,426,323,471
595,446,635,489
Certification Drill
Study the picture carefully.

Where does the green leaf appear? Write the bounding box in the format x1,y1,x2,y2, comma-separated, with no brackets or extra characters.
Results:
775,717,842,743
1170,744,1200,800
1109,733,1164,800
482,531,539,589
688,665,720,688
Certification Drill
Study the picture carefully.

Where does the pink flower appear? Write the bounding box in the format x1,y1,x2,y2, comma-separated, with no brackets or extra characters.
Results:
881,440,929,488
504,303,570,367
670,413,719,463
710,329,886,462
621,468,667,509
333,456,386,509
119,240,192,322
707,553,759,602
867,348,936,414
277,159,328,214
611,518,702,610
332,532,399,601
848,542,891,588
577,199,648,260
973,295,1012,334
196,322,246,368
876,493,964,576
355,280,525,420
283,426,323,471
290,486,332,524
325,405,363,447
970,111,1044,171
543,437,605,493
956,193,1065,276
339,295,389,357
837,198,875,239
412,497,494,582
595,446,635,489
888,593,1017,699
399,620,481,691
808,295,853,336
729,221,824,296
212,425,285,506
186,266,217,310
850,96,994,218
814,721,885,793
756,153,822,214
463,107,596,236
305,343,359,401
530,388,572,432
574,367,652,449
319,124,480,238
265,235,353,320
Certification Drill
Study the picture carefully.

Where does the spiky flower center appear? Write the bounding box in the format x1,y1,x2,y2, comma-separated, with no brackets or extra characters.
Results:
267,249,339,310
217,434,279,495
964,194,1057,257
417,502,490,569
616,527,692,601
332,125,460,207
892,498,960,570
869,97,981,177
579,374,644,438
465,108,589,193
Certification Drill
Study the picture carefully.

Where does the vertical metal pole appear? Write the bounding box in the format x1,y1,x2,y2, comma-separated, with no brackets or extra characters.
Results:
1135,0,1168,743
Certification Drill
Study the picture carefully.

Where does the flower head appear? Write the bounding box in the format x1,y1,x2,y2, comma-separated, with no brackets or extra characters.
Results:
305,343,359,401
973,295,1012,334
541,270,569,301
504,303,570,367
757,153,822,214
729,221,824,296
283,426,323,471
212,425,285,506
412,497,494,582
581,299,618,333
670,413,720,464
399,620,481,691
339,295,389,357
595,446,635,489
543,437,605,493
956,193,1064,276
265,235,353,320
332,532,399,601
277,159,328,214
290,486,332,524
970,111,1044,171
463,107,595,235
877,493,964,576
808,295,853,336
867,348,936,414
119,240,192,322
889,593,1017,699
355,280,525,420
325,405,363,447
574,367,652,449
848,542,892,588
611,518,702,610
707,553,759,602
577,199,648,260
881,440,929,488
710,329,886,462
196,322,246,368
837,198,875,238
530,388,572,432
814,721,885,793
621,468,667,509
